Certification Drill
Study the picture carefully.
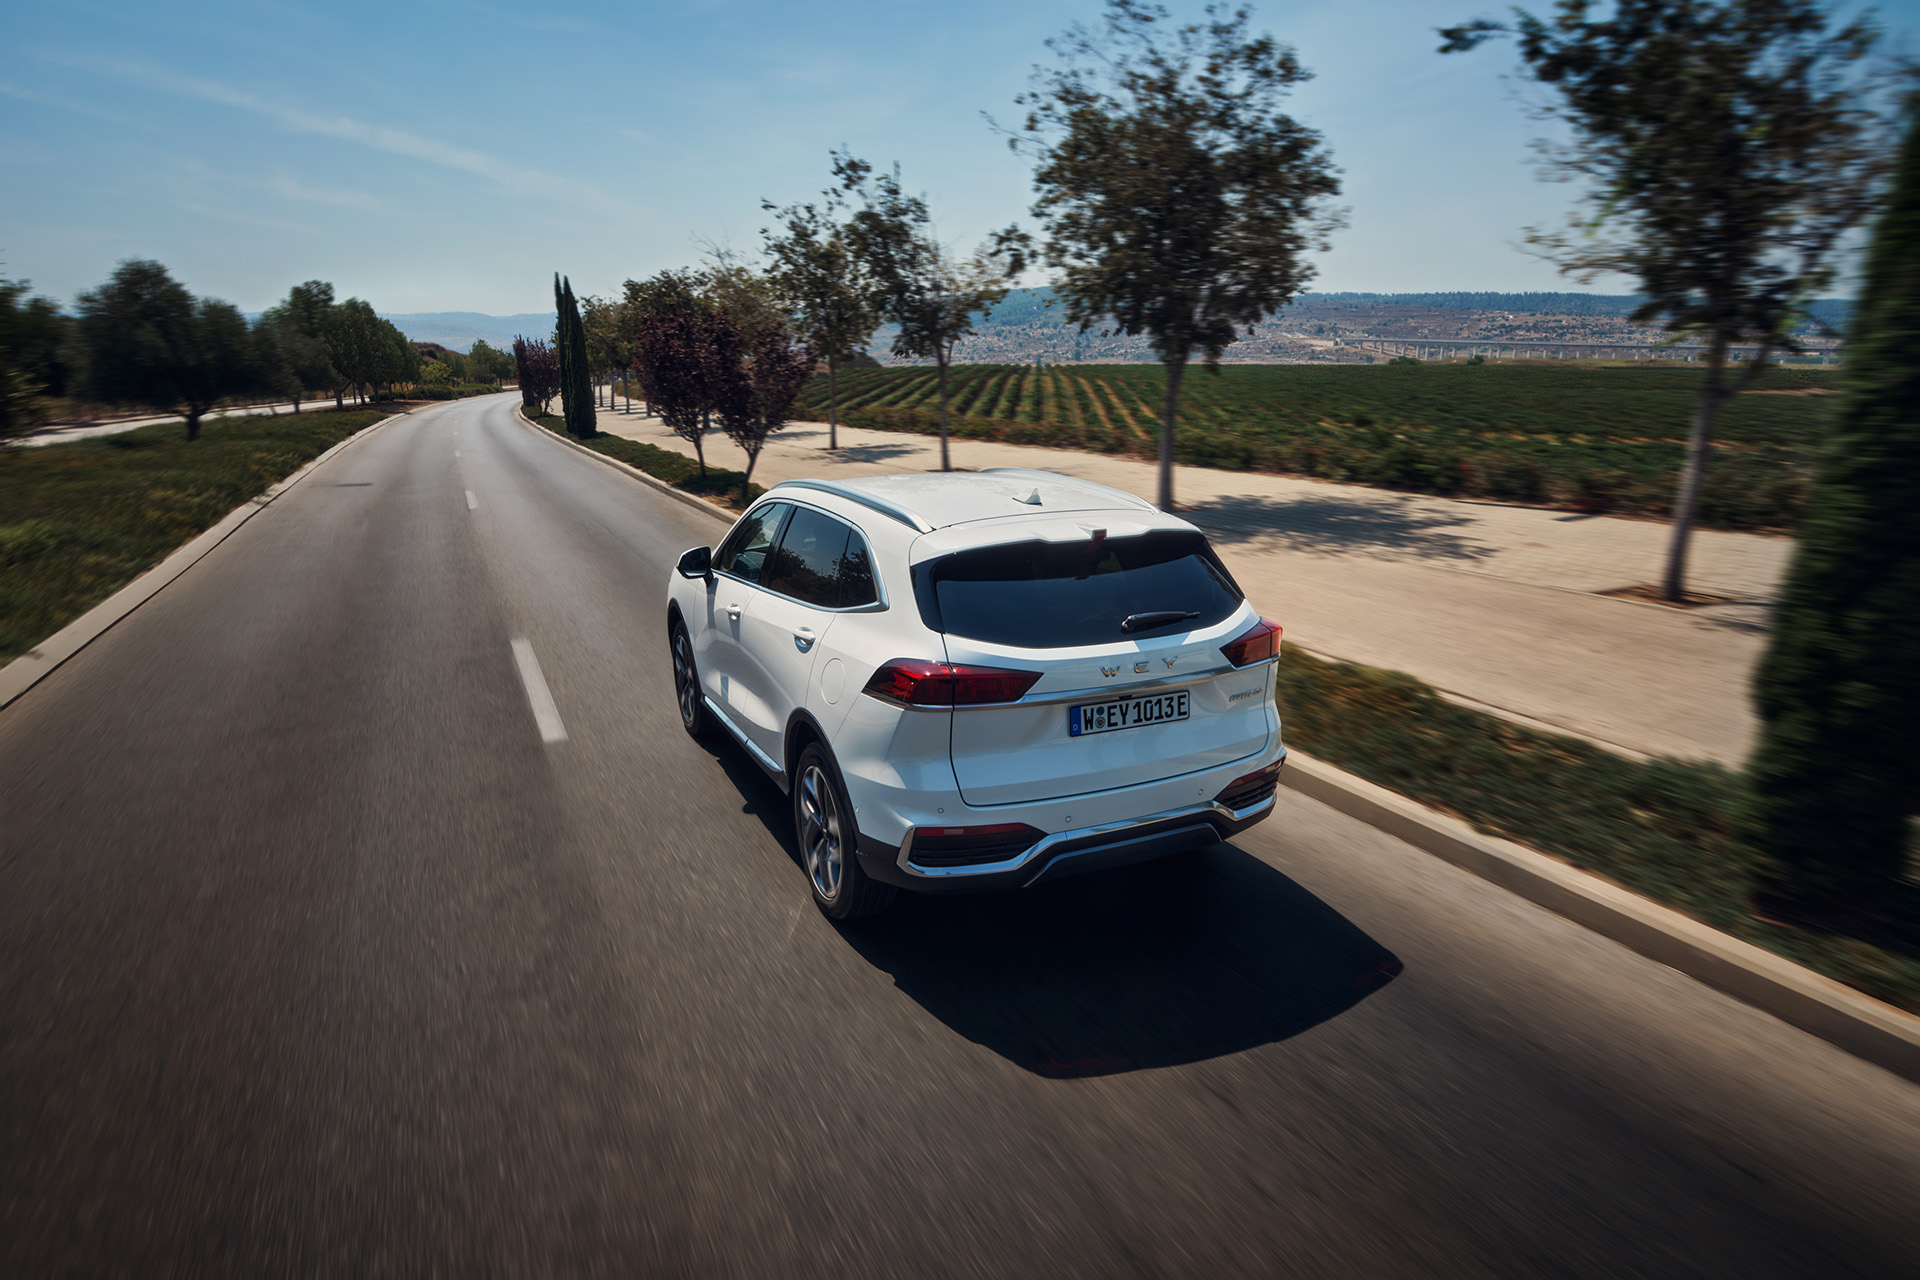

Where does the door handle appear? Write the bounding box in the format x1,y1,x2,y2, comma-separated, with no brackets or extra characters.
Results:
792,627,816,650
726,603,743,621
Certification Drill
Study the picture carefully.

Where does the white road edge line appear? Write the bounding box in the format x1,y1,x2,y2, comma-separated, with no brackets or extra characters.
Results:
510,639,568,744
465,490,478,510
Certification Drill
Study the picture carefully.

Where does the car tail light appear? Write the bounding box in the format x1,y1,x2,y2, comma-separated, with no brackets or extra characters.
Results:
862,658,1042,707
1215,761,1282,810
1220,618,1283,667
908,822,1045,867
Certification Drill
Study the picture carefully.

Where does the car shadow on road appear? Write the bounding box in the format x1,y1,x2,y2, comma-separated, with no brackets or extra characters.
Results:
840,847,1402,1078
701,736,1402,1078
1185,491,1487,563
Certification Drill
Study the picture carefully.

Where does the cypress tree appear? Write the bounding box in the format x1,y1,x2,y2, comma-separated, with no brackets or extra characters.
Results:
1748,106,1920,915
553,273,573,428
564,277,595,438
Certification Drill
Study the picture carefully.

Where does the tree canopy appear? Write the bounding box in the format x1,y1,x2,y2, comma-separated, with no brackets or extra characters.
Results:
1440,0,1894,598
1016,0,1341,507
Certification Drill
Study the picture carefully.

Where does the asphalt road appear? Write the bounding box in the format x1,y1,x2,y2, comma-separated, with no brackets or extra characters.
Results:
3,394,1916,1278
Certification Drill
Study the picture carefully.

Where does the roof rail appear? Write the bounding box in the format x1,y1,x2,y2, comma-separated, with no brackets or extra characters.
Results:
978,467,1159,511
771,479,936,534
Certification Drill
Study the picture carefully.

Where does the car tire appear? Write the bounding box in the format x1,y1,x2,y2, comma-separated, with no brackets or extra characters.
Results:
793,742,896,921
669,618,714,740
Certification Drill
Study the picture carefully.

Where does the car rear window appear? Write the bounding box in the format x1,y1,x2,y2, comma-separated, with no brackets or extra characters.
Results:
914,531,1243,648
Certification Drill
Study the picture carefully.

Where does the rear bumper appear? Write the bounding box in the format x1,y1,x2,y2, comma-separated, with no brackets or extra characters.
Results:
856,750,1283,893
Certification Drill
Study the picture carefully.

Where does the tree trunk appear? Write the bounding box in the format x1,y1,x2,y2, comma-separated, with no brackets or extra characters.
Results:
184,409,202,442
741,439,761,507
827,357,838,450
1661,336,1729,602
695,410,709,477
1157,356,1187,511
937,355,951,472
334,390,344,409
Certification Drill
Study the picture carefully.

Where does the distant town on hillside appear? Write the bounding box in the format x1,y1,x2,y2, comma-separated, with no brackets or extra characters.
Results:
379,289,1854,365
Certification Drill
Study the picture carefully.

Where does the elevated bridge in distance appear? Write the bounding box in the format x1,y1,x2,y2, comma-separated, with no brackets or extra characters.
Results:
1344,336,1839,364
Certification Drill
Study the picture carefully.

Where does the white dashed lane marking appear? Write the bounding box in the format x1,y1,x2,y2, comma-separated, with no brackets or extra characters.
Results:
466,490,478,510
510,639,568,744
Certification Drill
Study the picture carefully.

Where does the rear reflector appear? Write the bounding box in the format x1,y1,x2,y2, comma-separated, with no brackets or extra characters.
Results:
1215,761,1283,810
908,822,1045,867
862,658,1042,708
1220,617,1283,667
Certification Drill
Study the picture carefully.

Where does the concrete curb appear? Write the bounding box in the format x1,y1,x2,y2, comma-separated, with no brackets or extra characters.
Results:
1279,752,1920,1085
0,406,420,711
514,405,738,527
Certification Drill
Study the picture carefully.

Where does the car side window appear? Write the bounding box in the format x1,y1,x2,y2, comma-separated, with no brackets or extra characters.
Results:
834,529,878,608
714,503,789,585
760,506,867,610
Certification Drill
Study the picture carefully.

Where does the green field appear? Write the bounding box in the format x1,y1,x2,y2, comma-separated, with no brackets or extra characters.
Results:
794,363,1842,529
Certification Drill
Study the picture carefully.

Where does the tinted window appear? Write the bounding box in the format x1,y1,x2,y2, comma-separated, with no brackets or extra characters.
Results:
764,507,877,608
714,503,789,584
915,531,1242,648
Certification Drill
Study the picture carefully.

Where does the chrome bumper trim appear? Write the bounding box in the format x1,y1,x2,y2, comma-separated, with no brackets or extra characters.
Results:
895,764,1282,882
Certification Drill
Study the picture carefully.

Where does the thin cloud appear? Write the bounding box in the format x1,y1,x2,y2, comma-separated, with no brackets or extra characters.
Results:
0,79,169,133
46,55,608,206
173,200,319,236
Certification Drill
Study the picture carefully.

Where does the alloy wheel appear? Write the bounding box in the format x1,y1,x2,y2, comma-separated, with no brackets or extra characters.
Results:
798,763,843,902
672,628,698,729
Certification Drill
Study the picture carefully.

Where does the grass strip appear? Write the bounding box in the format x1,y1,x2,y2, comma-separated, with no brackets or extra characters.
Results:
1275,643,1920,1013
525,410,764,512
1,407,391,663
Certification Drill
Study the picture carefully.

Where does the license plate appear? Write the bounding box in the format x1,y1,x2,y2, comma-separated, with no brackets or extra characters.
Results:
1068,690,1191,736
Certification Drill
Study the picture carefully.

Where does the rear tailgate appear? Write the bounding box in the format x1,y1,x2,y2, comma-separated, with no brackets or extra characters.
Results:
913,524,1275,808
944,624,1274,806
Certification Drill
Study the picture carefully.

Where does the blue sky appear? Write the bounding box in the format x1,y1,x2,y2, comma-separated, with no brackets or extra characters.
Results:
7,0,1915,316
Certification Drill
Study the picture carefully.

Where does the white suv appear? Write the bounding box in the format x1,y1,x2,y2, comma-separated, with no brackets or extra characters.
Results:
666,468,1286,919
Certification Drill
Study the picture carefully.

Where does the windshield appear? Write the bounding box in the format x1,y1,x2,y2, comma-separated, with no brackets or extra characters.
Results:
914,530,1243,649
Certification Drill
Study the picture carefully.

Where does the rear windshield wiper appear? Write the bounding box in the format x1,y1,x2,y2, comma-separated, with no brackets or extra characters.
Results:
1120,610,1200,634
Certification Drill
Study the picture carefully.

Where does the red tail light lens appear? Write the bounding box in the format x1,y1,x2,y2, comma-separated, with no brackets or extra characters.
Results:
862,658,1042,707
1220,618,1284,667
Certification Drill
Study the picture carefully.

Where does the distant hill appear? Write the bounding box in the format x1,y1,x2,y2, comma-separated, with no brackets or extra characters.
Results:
378,312,552,352
368,290,1854,360
976,286,1853,325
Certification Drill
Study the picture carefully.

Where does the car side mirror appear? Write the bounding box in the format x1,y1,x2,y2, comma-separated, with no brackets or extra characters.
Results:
677,545,713,580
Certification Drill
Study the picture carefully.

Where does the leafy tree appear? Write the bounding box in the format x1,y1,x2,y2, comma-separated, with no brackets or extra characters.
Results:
325,298,389,405
632,302,723,476
419,358,457,387
579,297,627,409
0,278,73,400
73,259,255,440
836,151,1029,471
1,363,42,439
1016,0,1341,509
1746,104,1920,918
260,280,338,411
623,270,707,419
713,312,818,503
467,338,514,385
513,336,561,411
762,184,884,448
1441,0,1893,600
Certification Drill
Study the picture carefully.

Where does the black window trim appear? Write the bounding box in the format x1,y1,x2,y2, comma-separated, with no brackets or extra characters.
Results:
713,500,794,589
744,499,889,614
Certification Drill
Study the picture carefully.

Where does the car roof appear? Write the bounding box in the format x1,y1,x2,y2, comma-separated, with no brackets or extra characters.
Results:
766,469,1159,534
